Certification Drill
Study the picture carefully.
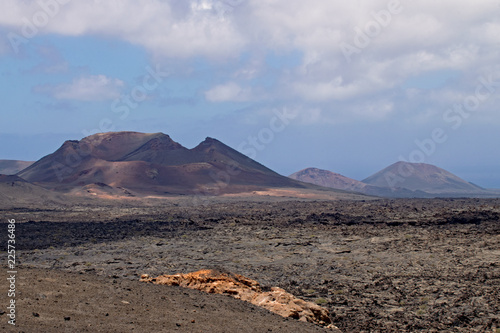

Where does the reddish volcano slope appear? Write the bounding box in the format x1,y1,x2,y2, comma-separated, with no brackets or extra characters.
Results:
18,132,316,196
290,167,426,198
290,168,363,191
362,161,486,195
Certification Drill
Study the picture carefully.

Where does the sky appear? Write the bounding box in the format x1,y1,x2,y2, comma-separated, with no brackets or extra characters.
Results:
0,0,499,188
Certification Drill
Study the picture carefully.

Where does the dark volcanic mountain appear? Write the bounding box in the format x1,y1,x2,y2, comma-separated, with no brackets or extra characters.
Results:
362,161,488,196
289,167,428,198
0,159,34,175
18,132,320,196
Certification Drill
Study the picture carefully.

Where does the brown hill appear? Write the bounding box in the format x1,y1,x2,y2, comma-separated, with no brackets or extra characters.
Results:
0,159,34,174
362,161,487,196
290,168,364,191
18,132,340,197
290,167,427,198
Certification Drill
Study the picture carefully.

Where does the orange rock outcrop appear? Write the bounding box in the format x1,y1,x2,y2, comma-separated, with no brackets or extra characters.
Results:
140,269,340,331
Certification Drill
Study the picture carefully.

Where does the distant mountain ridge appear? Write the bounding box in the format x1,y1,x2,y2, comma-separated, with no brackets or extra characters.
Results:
289,167,430,198
6,132,499,199
362,162,485,195
289,168,362,190
0,160,34,175
290,163,496,198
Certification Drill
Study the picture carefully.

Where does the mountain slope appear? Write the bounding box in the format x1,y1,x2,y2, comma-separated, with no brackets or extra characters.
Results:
362,161,486,195
0,160,34,175
18,132,331,196
0,174,66,208
289,167,428,198
290,168,364,191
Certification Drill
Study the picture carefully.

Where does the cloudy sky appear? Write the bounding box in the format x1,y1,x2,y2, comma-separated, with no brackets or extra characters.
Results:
1,0,499,187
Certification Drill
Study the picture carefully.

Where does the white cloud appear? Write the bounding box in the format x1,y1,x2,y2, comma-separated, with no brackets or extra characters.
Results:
0,0,246,59
205,82,250,102
352,100,394,120
1,0,500,121
293,77,364,101
1,0,498,61
35,75,124,101
1,0,498,68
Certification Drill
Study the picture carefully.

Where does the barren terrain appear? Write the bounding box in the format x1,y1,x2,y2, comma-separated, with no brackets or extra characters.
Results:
1,198,499,332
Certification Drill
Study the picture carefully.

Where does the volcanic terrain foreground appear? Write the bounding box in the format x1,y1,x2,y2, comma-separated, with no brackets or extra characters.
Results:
0,267,329,333
8,198,500,332
140,269,338,330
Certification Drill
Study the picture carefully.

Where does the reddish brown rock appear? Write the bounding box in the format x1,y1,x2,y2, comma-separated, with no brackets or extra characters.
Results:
251,287,332,326
140,269,339,331
141,269,261,301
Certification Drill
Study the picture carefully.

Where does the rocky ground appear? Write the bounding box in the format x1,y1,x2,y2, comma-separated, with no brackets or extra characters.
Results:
1,198,500,332
1,267,327,332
